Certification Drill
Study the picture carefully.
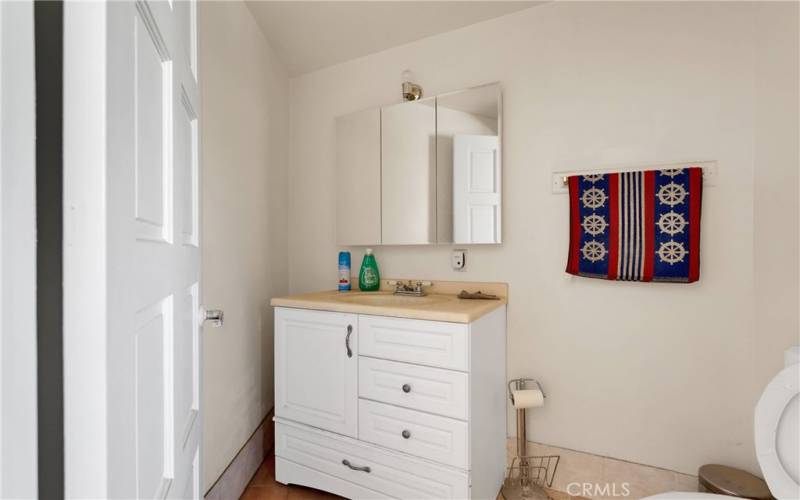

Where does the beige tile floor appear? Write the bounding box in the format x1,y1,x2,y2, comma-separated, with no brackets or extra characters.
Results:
241,452,587,500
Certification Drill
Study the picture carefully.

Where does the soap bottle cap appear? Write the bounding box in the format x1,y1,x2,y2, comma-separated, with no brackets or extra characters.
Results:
365,248,373,255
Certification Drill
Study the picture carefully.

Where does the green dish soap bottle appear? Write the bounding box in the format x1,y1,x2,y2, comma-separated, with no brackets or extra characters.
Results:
358,248,381,292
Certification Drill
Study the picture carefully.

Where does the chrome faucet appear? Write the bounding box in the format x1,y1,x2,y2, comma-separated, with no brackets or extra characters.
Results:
392,280,432,297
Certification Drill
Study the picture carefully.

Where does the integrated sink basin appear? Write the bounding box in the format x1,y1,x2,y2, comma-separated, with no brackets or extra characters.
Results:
333,292,449,307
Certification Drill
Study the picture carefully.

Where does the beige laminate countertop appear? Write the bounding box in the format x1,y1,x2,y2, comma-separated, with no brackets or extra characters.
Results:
270,288,507,324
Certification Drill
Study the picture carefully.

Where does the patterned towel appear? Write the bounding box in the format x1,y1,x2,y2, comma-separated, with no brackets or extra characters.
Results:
566,167,702,282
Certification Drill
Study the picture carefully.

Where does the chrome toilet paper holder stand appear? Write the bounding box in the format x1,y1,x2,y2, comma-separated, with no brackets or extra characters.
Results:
501,378,557,499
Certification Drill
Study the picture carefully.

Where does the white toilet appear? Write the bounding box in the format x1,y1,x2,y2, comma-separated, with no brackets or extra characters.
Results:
646,347,799,500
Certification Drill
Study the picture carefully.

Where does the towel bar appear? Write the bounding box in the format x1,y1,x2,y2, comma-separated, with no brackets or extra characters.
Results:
552,161,718,193
561,168,709,186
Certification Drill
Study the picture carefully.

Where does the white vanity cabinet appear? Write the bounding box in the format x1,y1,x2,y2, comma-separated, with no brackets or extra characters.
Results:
274,306,507,500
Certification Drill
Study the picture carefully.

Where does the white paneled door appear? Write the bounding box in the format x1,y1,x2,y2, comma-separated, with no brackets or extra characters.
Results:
64,0,201,498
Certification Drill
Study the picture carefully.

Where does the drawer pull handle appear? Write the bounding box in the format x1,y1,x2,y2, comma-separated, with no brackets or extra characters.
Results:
402,429,411,439
342,459,370,473
345,325,353,358
402,384,411,393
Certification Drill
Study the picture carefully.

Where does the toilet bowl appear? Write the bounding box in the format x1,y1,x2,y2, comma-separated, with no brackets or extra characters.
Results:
645,347,800,500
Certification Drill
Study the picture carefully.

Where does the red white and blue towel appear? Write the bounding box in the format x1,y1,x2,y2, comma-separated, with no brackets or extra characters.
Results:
566,167,702,282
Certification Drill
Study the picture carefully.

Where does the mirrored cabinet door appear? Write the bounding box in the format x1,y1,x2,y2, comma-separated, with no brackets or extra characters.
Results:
437,84,501,244
335,108,381,245
381,98,437,245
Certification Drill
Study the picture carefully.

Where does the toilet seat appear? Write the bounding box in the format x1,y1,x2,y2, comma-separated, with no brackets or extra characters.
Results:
754,362,800,500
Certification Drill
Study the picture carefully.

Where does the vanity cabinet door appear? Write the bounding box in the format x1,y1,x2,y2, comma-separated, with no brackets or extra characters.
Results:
275,308,358,437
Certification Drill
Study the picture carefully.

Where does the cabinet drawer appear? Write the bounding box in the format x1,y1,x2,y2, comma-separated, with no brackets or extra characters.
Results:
275,420,469,500
358,399,469,469
359,315,469,371
359,357,469,420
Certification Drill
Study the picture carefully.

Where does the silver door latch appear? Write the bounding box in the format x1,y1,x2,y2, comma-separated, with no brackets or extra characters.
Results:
201,307,224,327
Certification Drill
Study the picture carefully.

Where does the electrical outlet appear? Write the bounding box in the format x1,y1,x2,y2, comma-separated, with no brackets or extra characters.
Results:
452,249,466,271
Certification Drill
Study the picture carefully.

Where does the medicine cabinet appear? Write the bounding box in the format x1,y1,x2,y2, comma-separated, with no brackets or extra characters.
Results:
335,82,501,245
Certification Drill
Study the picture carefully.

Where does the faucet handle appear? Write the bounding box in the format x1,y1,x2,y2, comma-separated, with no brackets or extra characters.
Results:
390,280,432,295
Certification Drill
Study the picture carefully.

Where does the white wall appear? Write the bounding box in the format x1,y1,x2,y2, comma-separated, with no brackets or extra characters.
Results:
199,1,289,491
753,3,800,412
288,2,799,475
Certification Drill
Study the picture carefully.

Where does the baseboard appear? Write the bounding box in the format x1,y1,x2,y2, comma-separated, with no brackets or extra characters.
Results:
205,409,275,500
506,438,698,499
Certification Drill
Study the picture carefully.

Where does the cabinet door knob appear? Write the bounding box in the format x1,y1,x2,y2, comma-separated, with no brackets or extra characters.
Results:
402,384,411,393
402,430,411,439
345,324,353,358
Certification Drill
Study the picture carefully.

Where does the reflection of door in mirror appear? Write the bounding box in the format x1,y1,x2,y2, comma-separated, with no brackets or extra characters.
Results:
453,135,500,243
381,99,436,244
436,84,501,244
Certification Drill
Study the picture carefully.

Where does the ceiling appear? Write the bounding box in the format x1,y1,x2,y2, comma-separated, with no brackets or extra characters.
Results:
245,2,540,76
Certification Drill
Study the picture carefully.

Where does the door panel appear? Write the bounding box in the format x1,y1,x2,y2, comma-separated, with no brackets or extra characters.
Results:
175,283,199,449
133,297,174,498
134,11,172,243
175,89,198,246
275,308,358,437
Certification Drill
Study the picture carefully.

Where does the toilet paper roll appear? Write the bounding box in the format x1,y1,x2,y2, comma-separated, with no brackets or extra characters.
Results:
512,389,544,409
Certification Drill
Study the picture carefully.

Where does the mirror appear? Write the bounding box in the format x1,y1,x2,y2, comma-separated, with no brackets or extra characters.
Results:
436,84,501,244
334,83,501,246
381,98,437,244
